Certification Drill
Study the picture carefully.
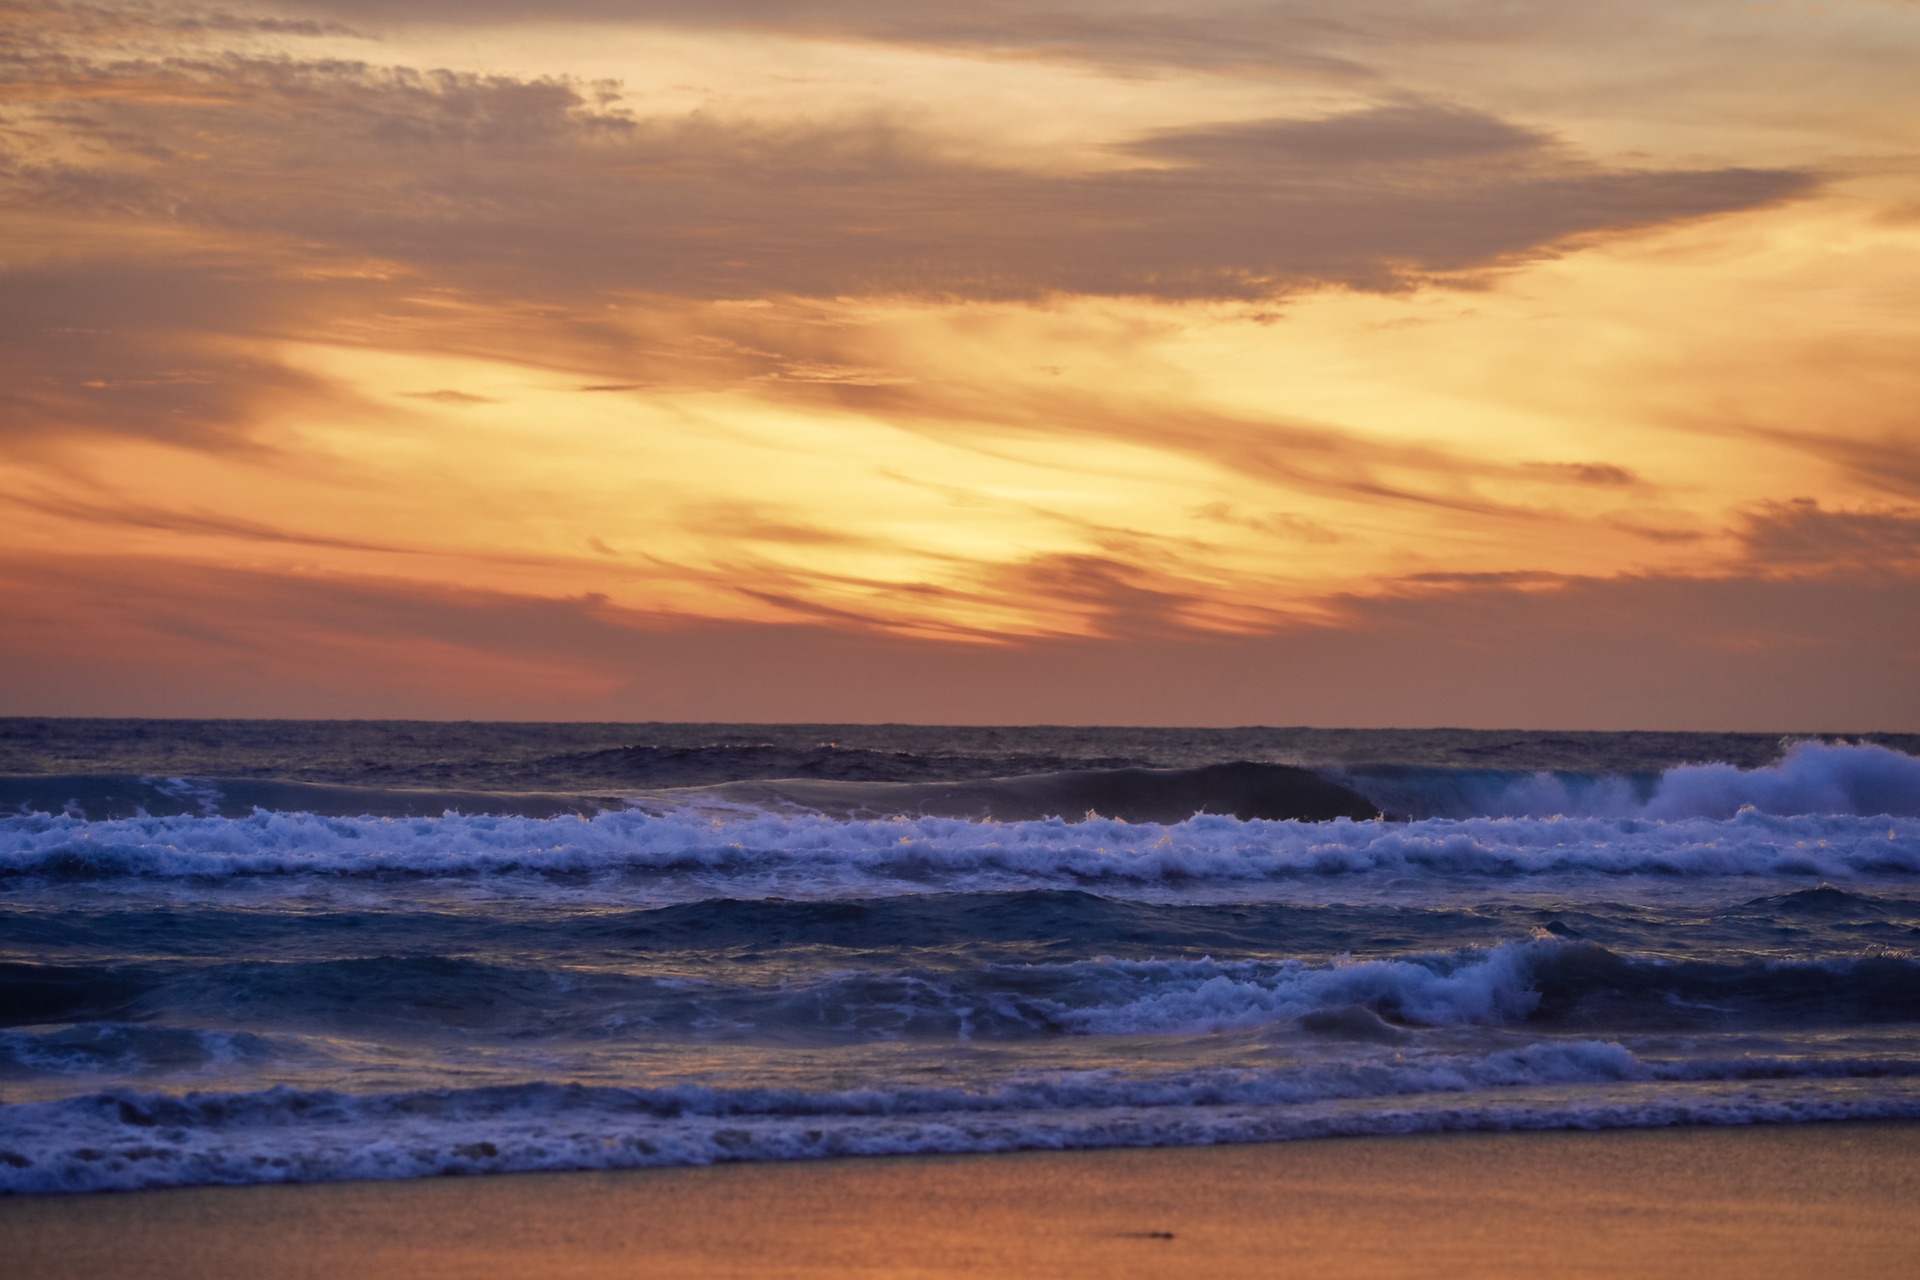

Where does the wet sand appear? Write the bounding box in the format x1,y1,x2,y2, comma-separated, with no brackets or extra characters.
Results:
5,1123,1917,1279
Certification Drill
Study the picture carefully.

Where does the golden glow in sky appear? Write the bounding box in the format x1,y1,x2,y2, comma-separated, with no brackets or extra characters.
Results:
2,0,1916,725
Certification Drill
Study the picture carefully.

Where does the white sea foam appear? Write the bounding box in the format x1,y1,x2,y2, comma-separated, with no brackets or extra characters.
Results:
1,803,1913,888
1346,742,1920,821
4,1058,1916,1193
7,733,1915,1198
1647,743,1920,818
1037,944,1545,1034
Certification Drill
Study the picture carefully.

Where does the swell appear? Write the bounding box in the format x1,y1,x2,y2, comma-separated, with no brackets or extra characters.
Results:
3,744,1913,845
5,744,1914,829
1,1024,279,1080
672,762,1379,823
14,889,1913,979
0,776,622,821
7,940,1916,1044
9,720,1919,792
0,763,1378,824
559,741,1153,787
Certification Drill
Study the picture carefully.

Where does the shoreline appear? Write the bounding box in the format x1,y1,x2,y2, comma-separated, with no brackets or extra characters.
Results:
5,1121,1917,1278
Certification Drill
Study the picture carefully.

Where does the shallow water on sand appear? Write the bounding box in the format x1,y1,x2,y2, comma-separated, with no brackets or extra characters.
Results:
4,1125,1916,1279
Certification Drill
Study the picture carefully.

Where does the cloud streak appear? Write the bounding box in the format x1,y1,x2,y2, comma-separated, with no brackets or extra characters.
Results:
1739,499,1920,572
2,550,1913,728
1,2,1914,723
3,36,1810,304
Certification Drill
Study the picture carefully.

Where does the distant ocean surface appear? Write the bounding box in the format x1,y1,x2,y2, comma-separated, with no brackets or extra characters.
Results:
3,720,1919,1194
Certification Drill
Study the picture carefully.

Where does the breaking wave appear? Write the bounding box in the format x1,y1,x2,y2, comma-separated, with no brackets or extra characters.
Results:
6,730,1918,1197
1342,742,1920,821
4,744,1913,833
7,1059,1919,1193
1,805,1913,887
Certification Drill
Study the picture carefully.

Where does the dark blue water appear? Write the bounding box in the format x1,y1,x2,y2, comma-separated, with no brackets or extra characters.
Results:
3,722,1918,1192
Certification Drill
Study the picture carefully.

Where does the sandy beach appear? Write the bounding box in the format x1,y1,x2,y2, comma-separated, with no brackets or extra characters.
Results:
6,1123,1916,1279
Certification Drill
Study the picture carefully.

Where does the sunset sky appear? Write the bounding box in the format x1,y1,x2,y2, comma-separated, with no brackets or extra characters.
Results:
3,0,1917,726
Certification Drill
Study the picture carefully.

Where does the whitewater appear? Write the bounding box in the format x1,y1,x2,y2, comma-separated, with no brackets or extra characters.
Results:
2,722,1917,1194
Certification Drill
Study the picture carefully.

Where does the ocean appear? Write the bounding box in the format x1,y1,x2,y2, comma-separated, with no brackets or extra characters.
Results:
3,720,1918,1194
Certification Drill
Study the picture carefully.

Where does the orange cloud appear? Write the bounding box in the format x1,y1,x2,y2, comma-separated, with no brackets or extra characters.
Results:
2,0,1916,722
2,550,1914,728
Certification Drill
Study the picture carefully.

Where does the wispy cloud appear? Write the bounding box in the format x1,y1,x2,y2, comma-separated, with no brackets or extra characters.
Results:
4,549,1914,727
2,1,1915,722
3,35,1810,304
0,490,412,551
1739,498,1920,572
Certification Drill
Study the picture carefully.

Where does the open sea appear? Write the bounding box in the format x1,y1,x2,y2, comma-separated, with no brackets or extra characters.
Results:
3,720,1919,1194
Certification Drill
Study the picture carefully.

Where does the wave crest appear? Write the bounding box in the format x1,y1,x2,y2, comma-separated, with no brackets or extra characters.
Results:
1343,742,1920,820
7,1061,1919,1193
1,806,1913,886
